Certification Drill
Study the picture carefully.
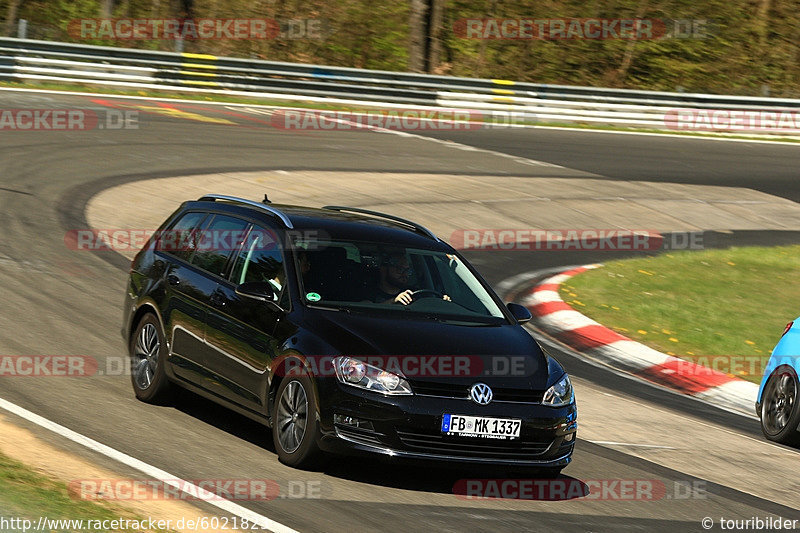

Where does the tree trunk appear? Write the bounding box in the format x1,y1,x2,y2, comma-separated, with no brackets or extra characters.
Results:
426,0,444,73
477,0,498,76
100,0,116,18
181,0,195,18
755,0,771,47
617,0,649,82
408,0,428,72
3,0,21,37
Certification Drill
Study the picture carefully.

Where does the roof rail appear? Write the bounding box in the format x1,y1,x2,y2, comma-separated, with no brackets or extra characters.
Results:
197,194,294,228
323,205,439,241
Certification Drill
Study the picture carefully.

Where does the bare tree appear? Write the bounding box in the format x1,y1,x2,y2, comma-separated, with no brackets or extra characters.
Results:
426,0,444,72
3,0,21,37
101,0,117,18
617,0,650,82
408,0,428,72
755,0,771,48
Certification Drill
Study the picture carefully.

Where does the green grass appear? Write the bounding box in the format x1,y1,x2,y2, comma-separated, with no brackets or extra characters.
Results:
2,80,798,143
564,246,800,383
0,451,168,532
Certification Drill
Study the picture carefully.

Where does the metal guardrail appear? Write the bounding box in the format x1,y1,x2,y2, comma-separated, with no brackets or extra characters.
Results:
2,37,800,134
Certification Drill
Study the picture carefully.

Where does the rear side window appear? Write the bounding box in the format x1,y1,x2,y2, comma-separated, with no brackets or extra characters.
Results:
191,215,250,277
160,211,208,262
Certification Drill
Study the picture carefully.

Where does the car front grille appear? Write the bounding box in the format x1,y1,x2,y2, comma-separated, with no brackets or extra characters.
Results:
396,429,552,460
412,382,545,403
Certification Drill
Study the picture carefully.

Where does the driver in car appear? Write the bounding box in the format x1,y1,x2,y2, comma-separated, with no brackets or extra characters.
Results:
373,252,451,305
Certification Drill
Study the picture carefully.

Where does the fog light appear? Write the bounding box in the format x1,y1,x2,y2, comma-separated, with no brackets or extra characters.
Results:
564,432,576,442
333,414,374,431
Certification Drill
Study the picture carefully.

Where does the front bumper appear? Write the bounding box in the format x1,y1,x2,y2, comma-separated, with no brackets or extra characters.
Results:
315,380,577,467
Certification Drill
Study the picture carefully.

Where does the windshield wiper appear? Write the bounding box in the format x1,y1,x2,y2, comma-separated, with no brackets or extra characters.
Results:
417,314,504,326
306,303,351,313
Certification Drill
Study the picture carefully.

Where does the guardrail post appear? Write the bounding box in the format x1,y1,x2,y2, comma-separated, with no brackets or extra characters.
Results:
17,19,27,40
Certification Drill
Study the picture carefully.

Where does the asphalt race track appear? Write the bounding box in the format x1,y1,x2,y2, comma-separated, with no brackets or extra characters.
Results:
1,90,800,532
417,127,800,203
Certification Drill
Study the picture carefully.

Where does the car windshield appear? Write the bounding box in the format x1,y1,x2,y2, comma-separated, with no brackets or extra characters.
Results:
294,239,507,324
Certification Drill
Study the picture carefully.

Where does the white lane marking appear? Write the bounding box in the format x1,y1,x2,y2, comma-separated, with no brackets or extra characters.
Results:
694,380,760,411
541,273,576,285
4,86,800,146
310,114,568,169
496,266,585,295
522,289,562,306
586,440,676,450
535,309,600,332
0,397,298,533
585,340,673,370
229,106,275,116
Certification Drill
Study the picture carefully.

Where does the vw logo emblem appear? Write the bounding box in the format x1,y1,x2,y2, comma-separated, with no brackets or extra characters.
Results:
470,383,493,405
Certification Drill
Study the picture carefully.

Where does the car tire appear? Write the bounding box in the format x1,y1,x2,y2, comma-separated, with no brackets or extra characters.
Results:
760,367,800,446
272,374,325,469
129,313,172,404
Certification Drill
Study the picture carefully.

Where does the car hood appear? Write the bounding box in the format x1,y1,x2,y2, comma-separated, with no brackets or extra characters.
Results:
301,308,550,390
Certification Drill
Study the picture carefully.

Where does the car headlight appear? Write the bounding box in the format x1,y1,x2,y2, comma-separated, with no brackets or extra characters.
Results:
333,356,413,395
542,374,574,407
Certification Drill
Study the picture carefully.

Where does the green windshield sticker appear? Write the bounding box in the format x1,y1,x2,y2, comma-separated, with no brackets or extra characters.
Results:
306,292,321,302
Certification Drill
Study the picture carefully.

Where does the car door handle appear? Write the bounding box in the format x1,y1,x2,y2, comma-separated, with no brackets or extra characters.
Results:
167,275,180,286
210,293,226,307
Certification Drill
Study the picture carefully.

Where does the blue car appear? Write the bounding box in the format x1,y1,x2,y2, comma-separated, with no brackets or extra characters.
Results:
758,318,800,445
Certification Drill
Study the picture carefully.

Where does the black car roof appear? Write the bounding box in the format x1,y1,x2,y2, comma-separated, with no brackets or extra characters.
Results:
183,196,449,250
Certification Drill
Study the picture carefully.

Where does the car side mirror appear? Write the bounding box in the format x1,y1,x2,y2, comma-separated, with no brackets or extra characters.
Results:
235,281,279,307
507,302,532,324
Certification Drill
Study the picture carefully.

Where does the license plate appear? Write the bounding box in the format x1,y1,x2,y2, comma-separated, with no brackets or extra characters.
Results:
441,414,521,439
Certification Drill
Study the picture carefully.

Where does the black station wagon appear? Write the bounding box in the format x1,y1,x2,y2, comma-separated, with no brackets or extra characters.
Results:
122,194,577,473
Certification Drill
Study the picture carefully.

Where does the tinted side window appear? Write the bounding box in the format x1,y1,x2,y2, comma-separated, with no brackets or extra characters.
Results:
230,225,287,298
161,211,208,262
191,215,250,277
